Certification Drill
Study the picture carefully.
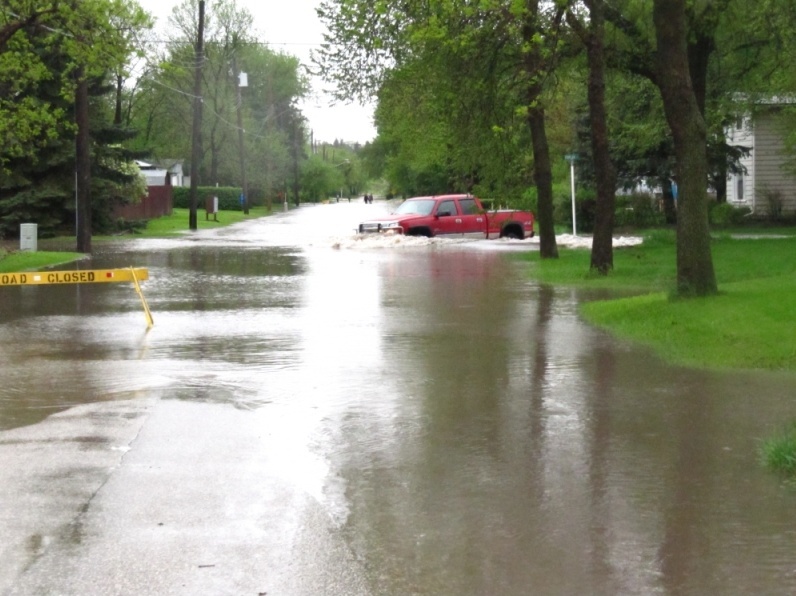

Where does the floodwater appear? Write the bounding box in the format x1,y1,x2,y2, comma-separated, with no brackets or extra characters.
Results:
1,201,795,595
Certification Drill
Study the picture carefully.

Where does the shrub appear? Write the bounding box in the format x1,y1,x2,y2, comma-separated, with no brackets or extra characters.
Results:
554,188,597,232
112,218,148,234
762,188,784,222
614,193,665,228
709,202,752,227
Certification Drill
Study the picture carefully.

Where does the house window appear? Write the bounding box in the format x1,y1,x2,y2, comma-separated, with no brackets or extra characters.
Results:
736,174,744,201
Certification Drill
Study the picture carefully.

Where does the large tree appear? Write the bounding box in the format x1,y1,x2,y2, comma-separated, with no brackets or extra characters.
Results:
0,0,150,248
601,0,796,294
652,0,717,296
566,0,616,274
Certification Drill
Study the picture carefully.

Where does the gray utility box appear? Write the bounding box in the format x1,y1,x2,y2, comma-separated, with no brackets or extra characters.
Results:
20,223,38,252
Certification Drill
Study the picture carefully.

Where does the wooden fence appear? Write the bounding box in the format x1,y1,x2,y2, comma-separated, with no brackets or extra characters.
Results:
113,185,173,221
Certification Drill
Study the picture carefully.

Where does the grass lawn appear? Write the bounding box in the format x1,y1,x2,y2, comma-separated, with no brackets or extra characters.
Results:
0,207,271,273
521,228,796,372
0,250,86,274
126,206,271,238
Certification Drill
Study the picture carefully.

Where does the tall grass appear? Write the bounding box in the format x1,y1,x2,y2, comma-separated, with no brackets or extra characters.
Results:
761,422,796,476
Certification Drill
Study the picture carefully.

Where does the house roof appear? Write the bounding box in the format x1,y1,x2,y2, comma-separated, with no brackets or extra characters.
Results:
136,159,183,172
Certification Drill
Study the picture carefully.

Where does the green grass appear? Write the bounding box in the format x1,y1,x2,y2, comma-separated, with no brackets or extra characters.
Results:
580,277,796,370
116,206,271,238
521,229,796,371
0,250,85,273
761,422,796,477
1,207,272,272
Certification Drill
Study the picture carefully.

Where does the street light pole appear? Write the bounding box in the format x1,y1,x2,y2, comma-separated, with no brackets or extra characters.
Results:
232,55,248,215
333,159,350,203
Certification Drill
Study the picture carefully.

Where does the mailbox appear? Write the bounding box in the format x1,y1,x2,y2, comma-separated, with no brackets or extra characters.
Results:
205,196,218,221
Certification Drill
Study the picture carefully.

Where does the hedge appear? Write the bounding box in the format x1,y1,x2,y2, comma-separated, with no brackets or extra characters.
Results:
173,186,246,211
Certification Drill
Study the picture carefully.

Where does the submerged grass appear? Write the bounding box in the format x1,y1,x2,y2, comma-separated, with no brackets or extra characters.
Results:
521,229,796,372
521,228,796,475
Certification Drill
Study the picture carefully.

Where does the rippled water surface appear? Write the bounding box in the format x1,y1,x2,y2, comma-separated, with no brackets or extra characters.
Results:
1,202,795,594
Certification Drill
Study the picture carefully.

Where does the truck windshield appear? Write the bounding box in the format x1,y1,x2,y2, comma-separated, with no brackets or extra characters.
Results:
394,199,436,216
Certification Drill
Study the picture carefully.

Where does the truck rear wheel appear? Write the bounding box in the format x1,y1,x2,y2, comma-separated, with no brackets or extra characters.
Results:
500,224,523,240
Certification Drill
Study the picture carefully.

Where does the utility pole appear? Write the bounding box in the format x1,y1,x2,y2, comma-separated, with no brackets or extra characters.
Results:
291,117,300,206
188,0,205,230
232,54,249,214
75,69,91,253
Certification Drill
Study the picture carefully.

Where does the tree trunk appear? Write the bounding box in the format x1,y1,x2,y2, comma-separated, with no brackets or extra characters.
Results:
523,0,558,259
583,0,616,274
687,33,713,116
653,0,717,296
75,72,92,254
209,134,219,186
114,74,123,126
528,107,558,259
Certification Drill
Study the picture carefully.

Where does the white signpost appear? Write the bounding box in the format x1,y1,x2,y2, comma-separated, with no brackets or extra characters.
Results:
564,154,579,235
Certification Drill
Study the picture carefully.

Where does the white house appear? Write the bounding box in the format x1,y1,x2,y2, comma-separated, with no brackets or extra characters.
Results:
135,159,186,187
159,159,186,187
135,160,170,186
726,101,796,216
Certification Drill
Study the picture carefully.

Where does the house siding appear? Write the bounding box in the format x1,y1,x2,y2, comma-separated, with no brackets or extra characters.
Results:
728,109,796,215
753,112,796,215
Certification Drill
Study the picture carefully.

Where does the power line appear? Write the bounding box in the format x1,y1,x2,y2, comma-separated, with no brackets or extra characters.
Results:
144,39,322,48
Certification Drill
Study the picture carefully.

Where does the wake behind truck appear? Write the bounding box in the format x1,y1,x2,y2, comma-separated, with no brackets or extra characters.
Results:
357,194,534,239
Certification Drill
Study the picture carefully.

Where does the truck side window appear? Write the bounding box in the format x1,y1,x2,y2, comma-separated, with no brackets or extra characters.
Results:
459,199,478,214
437,200,456,217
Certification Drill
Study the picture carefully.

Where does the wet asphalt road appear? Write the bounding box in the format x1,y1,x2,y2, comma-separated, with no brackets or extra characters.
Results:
1,398,368,595
2,202,796,595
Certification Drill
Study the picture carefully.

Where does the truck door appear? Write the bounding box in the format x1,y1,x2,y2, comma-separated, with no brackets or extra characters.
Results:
457,197,486,237
434,199,461,236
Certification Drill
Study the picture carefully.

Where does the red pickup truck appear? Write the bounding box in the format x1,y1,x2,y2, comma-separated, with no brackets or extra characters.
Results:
357,194,535,239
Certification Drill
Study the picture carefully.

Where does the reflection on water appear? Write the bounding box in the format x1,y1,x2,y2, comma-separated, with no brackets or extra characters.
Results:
1,202,795,593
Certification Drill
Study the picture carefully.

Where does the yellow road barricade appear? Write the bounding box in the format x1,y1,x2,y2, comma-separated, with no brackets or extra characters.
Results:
0,268,153,328
0,268,149,286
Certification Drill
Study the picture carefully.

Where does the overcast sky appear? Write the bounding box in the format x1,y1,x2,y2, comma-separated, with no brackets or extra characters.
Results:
135,0,376,144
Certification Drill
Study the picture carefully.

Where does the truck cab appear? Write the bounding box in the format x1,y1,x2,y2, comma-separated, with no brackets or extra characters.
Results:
358,194,534,239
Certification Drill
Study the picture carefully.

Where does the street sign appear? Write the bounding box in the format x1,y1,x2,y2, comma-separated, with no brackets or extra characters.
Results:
565,153,579,162
0,268,149,287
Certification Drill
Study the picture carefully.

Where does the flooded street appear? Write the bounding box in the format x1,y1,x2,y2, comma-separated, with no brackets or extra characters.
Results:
1,201,795,595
